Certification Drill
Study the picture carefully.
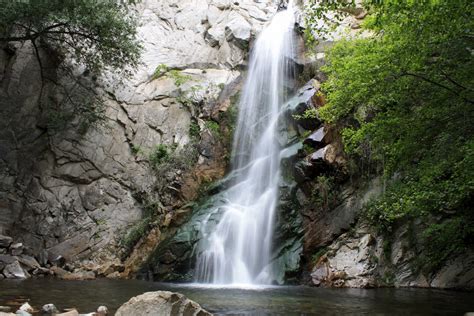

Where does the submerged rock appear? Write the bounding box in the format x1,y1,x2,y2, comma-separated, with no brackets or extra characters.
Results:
115,291,211,316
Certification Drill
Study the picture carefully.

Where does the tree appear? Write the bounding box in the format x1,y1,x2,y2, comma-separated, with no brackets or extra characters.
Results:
304,1,474,271
0,0,142,131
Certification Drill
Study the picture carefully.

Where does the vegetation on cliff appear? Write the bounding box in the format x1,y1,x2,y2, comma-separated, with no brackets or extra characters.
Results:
306,1,474,271
0,0,141,131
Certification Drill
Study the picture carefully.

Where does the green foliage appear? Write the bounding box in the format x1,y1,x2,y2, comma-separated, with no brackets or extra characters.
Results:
131,144,143,155
152,64,168,80
306,1,474,270
0,0,141,132
293,108,318,121
0,0,142,76
189,121,201,140
304,0,356,45
121,217,151,252
169,70,192,87
205,120,220,137
149,144,171,169
310,175,338,211
420,217,474,273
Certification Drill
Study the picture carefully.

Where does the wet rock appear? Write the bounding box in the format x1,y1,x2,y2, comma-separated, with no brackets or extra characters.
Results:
41,304,59,314
50,266,68,278
56,310,79,316
37,250,49,266
9,243,23,256
0,307,11,312
3,261,29,279
303,127,327,149
0,236,12,248
0,312,15,316
61,270,96,281
115,291,211,316
32,267,51,276
96,306,108,315
283,80,321,130
294,160,316,184
105,271,121,279
19,303,34,314
17,255,40,272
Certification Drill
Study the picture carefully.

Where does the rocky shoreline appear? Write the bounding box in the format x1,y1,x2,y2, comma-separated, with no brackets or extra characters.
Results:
0,235,124,281
0,291,210,316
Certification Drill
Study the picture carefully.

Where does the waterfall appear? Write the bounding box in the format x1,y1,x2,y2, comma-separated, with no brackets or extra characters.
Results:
195,1,296,285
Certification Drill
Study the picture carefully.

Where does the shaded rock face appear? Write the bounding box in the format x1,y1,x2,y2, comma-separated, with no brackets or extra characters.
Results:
310,224,474,290
115,291,211,316
0,0,278,271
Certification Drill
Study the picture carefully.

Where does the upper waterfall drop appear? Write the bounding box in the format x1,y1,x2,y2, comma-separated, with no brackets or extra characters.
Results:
195,1,296,285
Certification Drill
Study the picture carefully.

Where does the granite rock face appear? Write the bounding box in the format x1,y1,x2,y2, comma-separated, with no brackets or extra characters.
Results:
0,0,278,270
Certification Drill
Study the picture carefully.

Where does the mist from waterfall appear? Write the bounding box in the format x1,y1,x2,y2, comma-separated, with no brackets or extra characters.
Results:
195,1,296,285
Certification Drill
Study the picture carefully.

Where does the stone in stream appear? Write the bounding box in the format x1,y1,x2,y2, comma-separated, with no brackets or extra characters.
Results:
55,310,79,316
19,303,34,314
96,306,108,315
41,304,59,314
0,307,11,312
0,236,12,248
115,291,212,316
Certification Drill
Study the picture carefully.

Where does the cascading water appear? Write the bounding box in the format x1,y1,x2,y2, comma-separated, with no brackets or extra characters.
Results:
195,1,296,285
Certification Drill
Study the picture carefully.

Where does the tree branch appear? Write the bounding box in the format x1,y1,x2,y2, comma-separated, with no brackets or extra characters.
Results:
399,71,474,104
0,23,67,42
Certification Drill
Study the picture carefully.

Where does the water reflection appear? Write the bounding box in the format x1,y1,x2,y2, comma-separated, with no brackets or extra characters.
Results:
0,279,472,315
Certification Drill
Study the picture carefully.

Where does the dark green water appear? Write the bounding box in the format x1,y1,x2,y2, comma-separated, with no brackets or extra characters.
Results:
0,279,473,315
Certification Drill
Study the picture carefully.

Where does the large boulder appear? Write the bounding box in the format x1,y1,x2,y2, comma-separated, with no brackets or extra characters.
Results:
225,14,252,49
3,260,29,279
115,291,212,316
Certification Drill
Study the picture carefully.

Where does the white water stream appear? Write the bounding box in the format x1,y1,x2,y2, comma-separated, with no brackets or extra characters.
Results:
195,1,296,285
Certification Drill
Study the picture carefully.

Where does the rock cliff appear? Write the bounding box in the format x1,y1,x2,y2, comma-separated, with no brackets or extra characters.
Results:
0,0,280,276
